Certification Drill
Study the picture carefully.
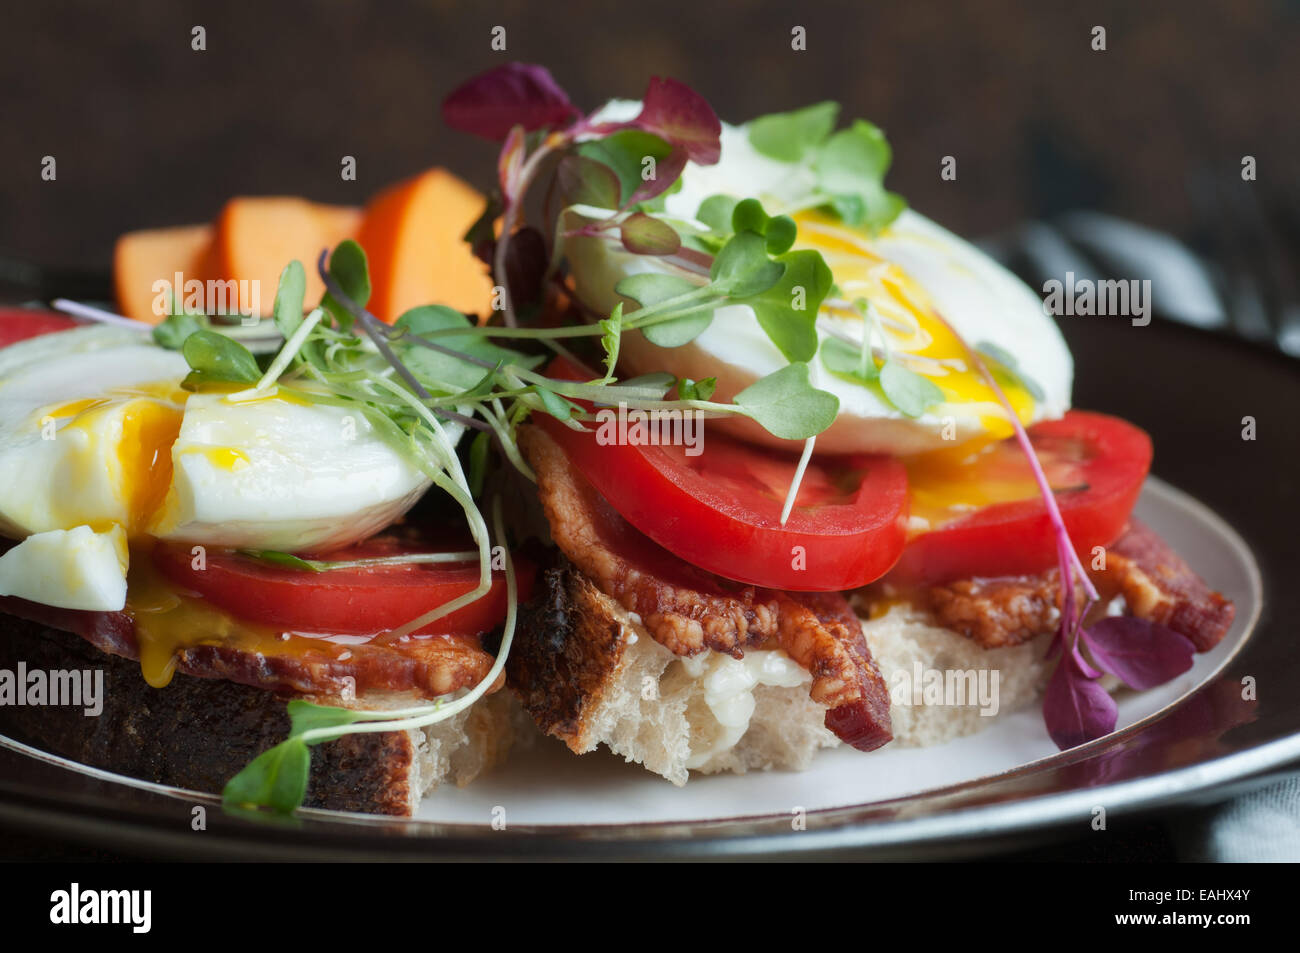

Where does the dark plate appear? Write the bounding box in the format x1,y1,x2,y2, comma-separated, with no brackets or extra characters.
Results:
0,317,1296,860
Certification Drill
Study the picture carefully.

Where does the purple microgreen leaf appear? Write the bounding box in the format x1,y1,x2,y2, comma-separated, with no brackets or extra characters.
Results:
1043,654,1118,750
592,77,722,166
441,63,580,142
634,77,722,165
1082,616,1196,690
620,212,682,256
627,148,688,206
555,153,622,210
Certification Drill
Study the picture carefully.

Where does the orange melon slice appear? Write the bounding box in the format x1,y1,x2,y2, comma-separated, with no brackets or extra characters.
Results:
357,168,493,322
113,224,213,324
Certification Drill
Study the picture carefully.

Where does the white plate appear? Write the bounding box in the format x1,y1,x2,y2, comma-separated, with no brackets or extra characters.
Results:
416,475,1262,827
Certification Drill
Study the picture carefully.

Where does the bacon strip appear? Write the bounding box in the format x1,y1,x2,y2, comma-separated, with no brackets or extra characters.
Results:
1103,519,1235,651
520,425,892,751
869,520,1235,652
0,595,499,700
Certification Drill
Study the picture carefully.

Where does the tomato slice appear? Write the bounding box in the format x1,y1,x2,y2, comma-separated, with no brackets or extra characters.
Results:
0,308,77,348
887,410,1152,585
152,529,534,637
537,358,908,591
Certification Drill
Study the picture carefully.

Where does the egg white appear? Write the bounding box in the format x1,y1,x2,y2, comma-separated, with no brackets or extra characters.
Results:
0,524,128,611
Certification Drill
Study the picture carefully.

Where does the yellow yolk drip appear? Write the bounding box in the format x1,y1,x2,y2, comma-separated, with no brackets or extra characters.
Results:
793,211,1035,437
125,547,351,688
47,392,184,538
903,436,1050,533
118,401,184,534
45,396,111,418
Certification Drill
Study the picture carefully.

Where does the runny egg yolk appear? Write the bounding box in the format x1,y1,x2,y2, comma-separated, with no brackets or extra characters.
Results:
901,431,1088,534
42,384,185,538
793,211,1035,438
118,401,184,533
903,437,1041,531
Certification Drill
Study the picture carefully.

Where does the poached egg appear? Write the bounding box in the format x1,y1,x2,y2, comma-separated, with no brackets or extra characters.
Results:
565,106,1073,456
0,325,449,611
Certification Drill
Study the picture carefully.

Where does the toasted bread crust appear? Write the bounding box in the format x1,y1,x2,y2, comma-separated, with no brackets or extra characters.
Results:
0,614,446,815
506,562,631,751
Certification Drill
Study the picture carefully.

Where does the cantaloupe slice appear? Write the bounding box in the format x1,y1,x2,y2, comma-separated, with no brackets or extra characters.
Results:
213,197,362,316
113,224,214,324
357,168,493,322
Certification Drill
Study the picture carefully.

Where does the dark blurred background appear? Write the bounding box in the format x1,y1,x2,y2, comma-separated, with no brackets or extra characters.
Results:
2,0,1296,272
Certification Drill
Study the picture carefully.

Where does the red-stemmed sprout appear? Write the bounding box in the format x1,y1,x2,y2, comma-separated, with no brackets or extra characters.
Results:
948,323,1195,750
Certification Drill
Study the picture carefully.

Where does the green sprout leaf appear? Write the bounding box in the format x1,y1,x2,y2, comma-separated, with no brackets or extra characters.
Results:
711,231,785,297
748,101,840,162
577,130,674,206
677,376,717,401
237,549,320,572
696,194,738,234
820,335,879,384
731,197,769,235
152,310,207,351
734,248,833,363
181,329,262,387
763,215,797,255
321,239,372,330
534,383,582,422
616,273,715,347
812,120,907,233
879,361,945,417
221,738,311,814
286,699,363,738
734,362,839,440
728,199,797,255
272,260,307,340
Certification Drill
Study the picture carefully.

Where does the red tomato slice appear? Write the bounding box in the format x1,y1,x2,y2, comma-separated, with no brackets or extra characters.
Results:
887,410,1152,585
537,358,908,591
152,530,534,637
0,308,77,348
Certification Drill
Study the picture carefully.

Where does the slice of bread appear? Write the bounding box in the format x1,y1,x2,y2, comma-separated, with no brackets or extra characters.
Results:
0,613,516,815
860,604,1053,747
510,563,1059,784
508,563,839,786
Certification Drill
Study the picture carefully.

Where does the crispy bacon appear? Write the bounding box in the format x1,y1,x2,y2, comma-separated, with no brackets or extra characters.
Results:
0,595,500,701
1103,519,1235,651
914,575,1059,648
520,425,892,751
868,520,1235,652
